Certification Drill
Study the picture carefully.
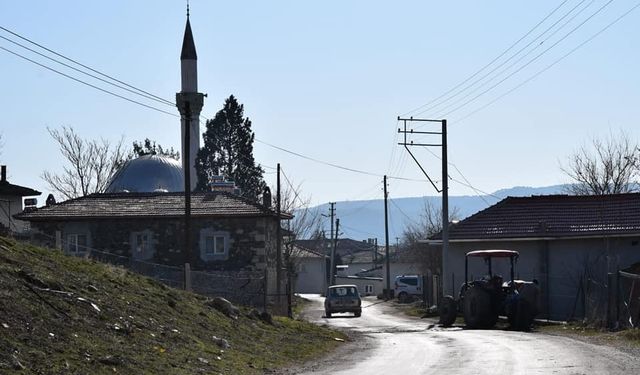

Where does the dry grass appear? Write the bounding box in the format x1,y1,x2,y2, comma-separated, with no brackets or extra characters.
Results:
0,236,346,374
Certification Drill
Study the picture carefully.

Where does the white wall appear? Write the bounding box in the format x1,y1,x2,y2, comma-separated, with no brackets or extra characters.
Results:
295,257,325,294
0,195,29,233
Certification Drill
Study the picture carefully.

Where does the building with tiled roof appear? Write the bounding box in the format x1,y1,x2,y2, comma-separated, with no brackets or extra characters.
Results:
0,165,41,233
17,191,290,278
428,193,640,321
437,194,640,241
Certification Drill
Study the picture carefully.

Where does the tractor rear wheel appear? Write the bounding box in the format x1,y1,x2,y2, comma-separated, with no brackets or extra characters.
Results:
512,299,535,331
463,285,497,329
439,295,457,327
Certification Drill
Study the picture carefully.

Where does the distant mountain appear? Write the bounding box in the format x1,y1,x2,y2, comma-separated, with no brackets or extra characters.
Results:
308,185,567,243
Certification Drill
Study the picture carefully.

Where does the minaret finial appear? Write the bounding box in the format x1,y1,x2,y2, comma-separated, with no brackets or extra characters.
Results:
187,0,190,18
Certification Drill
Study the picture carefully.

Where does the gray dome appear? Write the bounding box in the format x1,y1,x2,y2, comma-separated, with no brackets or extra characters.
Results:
105,155,184,193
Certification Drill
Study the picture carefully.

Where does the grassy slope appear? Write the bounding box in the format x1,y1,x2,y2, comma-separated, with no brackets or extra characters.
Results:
0,237,345,374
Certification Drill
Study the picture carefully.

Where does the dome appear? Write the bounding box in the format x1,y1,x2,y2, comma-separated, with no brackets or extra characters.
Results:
105,155,184,193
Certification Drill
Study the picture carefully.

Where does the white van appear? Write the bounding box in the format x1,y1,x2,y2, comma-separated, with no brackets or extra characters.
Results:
394,275,424,302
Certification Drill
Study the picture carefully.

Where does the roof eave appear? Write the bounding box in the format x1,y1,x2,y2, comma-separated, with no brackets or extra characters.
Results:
422,231,640,244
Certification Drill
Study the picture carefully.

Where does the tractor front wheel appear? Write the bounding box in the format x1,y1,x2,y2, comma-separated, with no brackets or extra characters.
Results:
463,285,497,329
439,295,458,327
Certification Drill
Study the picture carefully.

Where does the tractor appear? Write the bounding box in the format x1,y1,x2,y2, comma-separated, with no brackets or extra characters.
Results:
438,249,540,331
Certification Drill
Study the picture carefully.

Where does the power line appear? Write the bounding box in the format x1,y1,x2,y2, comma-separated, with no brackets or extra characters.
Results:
454,0,640,124
437,0,617,119
0,34,175,108
429,0,596,118
401,0,571,117
388,197,416,225
417,146,498,203
255,138,426,182
340,223,378,238
0,25,174,106
0,46,179,118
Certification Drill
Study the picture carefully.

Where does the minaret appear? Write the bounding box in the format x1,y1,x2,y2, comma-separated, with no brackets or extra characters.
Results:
176,10,204,190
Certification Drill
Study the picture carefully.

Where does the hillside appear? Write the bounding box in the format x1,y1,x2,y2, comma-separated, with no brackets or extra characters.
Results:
0,237,344,374
312,185,567,241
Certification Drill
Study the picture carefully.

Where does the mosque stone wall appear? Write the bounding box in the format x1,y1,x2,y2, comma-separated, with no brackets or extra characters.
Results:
29,216,278,272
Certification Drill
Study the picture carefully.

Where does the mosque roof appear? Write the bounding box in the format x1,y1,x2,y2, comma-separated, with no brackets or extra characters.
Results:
105,155,184,193
16,191,292,221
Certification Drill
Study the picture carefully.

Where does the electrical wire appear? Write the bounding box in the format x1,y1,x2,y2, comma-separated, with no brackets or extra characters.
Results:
430,0,597,119
415,0,592,119
389,197,416,225
437,0,617,119
0,34,175,108
255,138,426,182
0,46,179,117
0,25,174,106
401,0,571,117
453,0,640,124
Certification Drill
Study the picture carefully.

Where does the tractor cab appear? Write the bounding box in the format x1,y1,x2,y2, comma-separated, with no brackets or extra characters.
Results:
460,249,519,298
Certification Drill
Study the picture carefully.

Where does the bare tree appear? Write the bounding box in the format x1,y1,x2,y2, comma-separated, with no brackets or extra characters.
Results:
42,126,128,200
276,177,322,273
561,130,640,195
399,200,460,275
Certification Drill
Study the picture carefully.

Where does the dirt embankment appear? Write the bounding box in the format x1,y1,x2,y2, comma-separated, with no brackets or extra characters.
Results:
0,237,345,374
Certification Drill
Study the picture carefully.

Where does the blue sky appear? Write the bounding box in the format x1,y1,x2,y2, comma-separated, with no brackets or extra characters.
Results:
1,1,639,206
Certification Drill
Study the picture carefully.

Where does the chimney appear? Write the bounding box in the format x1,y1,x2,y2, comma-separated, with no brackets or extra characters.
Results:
262,186,272,208
1,165,6,182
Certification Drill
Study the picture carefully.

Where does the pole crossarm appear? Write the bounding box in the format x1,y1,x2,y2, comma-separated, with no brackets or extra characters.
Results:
399,143,443,147
397,117,444,193
397,116,442,123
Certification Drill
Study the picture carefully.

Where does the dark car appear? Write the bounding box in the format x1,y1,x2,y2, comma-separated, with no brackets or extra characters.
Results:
324,285,362,318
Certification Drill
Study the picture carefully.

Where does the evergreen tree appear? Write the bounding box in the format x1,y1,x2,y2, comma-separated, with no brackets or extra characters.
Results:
195,95,266,200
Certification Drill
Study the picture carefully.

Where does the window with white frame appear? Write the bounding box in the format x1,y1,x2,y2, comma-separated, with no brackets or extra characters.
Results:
365,284,374,295
199,229,229,260
131,230,155,260
67,233,88,254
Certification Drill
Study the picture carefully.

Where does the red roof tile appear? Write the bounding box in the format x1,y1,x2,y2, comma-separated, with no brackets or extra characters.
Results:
439,193,640,240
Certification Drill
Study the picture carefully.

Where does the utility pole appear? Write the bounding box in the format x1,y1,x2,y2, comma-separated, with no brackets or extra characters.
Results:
323,202,336,292
182,101,192,290
384,175,391,299
276,163,282,303
397,117,449,296
441,120,449,296
330,218,340,286
374,238,378,262
329,202,336,285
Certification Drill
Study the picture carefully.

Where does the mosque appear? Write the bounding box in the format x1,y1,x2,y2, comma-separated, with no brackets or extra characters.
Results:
18,14,288,309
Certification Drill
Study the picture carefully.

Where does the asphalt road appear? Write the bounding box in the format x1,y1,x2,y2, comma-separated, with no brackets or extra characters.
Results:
293,294,640,375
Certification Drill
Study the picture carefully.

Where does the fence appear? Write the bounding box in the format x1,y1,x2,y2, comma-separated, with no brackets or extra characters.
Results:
616,270,640,328
26,233,269,310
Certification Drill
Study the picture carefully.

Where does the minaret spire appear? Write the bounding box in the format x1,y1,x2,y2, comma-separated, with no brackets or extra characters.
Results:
176,9,205,191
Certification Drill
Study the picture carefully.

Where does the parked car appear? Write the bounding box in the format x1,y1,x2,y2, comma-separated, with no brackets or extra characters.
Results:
324,285,362,318
394,275,424,302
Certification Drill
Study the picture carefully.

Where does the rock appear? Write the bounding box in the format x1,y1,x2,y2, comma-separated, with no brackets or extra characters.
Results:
98,355,123,366
206,297,239,319
259,311,273,325
197,357,209,365
212,335,230,349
